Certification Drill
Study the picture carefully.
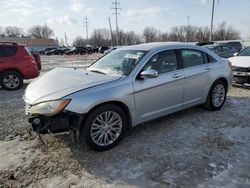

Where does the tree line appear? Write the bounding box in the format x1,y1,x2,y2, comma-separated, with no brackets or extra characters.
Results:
73,21,240,47
0,25,54,39
0,21,240,46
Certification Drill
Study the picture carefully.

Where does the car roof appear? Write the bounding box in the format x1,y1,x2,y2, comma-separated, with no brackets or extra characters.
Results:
120,42,199,51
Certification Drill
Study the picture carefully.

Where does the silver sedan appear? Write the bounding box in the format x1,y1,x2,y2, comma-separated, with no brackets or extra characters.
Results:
24,42,233,151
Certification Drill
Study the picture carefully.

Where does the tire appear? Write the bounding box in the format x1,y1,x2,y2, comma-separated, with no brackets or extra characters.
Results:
204,80,227,111
0,71,23,91
80,104,128,151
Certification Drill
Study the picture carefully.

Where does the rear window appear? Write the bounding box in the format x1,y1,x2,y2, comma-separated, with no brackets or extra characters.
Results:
0,46,17,57
227,42,242,48
24,47,32,56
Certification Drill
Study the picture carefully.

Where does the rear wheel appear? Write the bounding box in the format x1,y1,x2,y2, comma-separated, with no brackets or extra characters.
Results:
0,71,23,91
204,80,227,111
80,104,128,151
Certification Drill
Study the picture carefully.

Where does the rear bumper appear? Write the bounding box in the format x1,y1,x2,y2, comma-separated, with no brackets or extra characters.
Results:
22,65,40,79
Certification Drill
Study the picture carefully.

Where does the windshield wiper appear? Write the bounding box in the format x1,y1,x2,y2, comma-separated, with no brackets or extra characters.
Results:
89,69,106,75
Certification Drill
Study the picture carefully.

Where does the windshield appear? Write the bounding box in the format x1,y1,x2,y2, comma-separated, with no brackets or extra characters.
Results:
238,47,250,56
87,49,147,76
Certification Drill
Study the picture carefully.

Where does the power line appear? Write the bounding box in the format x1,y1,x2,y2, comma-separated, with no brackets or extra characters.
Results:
83,15,90,42
111,0,121,46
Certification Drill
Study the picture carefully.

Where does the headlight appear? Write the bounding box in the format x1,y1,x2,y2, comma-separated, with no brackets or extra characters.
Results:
29,99,70,116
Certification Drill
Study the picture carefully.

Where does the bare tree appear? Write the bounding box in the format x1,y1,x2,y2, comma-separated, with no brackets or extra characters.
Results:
158,32,169,42
184,25,197,42
213,22,240,41
169,26,186,41
4,26,23,37
195,26,210,42
73,36,86,47
0,26,4,37
28,25,54,39
124,31,141,45
142,27,160,42
90,28,110,46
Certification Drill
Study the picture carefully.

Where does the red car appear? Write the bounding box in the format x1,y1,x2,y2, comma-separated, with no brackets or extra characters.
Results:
0,42,41,90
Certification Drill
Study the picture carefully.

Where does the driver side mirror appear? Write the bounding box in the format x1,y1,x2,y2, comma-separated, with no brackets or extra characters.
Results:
140,69,159,79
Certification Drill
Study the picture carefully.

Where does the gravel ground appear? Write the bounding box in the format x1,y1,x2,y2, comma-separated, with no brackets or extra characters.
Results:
0,55,250,188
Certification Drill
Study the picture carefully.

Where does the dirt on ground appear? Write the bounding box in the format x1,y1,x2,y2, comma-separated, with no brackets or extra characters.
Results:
0,55,250,188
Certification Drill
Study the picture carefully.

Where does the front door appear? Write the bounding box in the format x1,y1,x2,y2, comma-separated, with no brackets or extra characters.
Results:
133,50,184,124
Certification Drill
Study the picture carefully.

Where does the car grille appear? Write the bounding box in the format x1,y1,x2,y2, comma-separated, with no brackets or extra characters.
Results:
232,66,249,72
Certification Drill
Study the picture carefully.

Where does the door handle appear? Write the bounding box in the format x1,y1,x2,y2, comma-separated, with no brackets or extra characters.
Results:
205,66,212,70
172,73,182,78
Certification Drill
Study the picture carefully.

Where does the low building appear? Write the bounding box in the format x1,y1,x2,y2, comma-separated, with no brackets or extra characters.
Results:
0,37,58,52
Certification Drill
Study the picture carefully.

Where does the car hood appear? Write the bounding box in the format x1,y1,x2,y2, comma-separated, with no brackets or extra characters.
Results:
24,67,121,104
228,56,250,68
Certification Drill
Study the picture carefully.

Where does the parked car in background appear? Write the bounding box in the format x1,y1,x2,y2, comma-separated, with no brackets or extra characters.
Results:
90,45,99,53
196,41,215,46
229,46,250,86
39,47,57,55
204,44,238,58
104,47,117,54
219,41,242,52
99,46,110,53
0,42,40,90
45,48,70,55
65,47,88,55
24,42,232,151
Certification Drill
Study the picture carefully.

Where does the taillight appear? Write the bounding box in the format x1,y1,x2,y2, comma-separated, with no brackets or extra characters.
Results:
228,61,232,70
24,56,36,64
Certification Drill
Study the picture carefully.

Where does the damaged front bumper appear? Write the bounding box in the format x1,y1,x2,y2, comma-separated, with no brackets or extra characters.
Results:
27,110,84,137
233,71,250,87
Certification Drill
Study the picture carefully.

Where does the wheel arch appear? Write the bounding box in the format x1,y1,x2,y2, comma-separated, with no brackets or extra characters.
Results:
80,100,132,131
0,69,24,78
214,77,228,92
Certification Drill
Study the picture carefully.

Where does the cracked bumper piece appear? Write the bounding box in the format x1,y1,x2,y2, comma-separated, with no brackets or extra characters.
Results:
28,113,84,134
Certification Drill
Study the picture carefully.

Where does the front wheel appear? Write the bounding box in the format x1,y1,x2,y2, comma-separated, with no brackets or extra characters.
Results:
204,80,227,111
80,104,128,151
0,71,23,91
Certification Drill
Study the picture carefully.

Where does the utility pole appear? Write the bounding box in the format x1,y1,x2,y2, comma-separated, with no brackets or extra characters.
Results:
108,17,114,47
187,16,190,26
64,32,68,47
111,0,121,46
209,0,215,41
44,23,48,39
83,15,90,42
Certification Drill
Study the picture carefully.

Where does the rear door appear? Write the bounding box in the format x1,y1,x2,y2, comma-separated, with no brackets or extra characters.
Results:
133,49,184,124
178,48,217,108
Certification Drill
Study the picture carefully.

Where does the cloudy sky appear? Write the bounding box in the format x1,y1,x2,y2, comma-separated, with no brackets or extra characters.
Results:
0,0,249,43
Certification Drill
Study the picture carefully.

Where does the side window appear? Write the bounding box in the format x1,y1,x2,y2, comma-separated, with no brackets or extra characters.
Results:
143,50,178,74
0,46,17,57
203,52,216,64
206,54,217,63
180,49,205,68
222,46,231,51
214,47,222,52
